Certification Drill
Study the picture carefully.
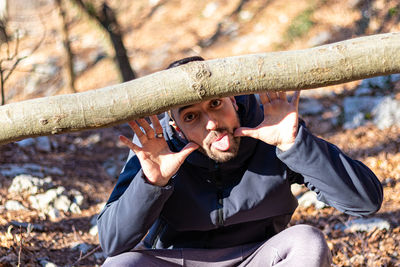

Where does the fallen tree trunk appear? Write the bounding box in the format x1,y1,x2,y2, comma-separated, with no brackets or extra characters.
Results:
1,32,400,145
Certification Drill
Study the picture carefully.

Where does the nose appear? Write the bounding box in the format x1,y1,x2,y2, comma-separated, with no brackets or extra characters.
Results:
205,114,218,131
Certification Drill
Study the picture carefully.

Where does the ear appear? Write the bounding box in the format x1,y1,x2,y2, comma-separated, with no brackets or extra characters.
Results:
229,96,239,111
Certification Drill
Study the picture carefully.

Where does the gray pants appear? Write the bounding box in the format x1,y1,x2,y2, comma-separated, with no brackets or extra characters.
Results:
103,224,332,267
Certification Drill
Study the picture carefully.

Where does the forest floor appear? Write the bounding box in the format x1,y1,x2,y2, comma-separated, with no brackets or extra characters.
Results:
1,0,400,266
1,103,400,267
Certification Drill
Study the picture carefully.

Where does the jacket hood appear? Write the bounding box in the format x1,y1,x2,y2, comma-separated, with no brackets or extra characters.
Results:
161,95,264,171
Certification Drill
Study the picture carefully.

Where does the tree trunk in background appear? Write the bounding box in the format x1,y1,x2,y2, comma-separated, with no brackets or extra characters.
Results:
73,0,136,82
0,0,7,44
56,0,77,93
0,33,399,145
100,3,136,82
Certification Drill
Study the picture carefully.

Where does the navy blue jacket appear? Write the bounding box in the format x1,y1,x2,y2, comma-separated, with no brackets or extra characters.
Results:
97,95,383,257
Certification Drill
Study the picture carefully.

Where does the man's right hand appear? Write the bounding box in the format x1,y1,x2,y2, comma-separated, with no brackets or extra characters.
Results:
119,115,199,187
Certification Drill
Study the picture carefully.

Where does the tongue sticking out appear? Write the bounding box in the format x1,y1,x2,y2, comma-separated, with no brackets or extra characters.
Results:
211,134,230,151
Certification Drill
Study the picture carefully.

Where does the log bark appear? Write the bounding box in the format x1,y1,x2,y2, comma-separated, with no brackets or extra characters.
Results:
1,32,400,145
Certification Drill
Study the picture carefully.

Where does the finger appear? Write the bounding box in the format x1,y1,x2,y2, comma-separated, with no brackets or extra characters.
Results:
259,93,269,105
150,115,163,136
291,90,301,107
278,91,287,101
128,121,147,143
175,142,199,164
137,118,155,138
267,92,278,101
234,127,260,139
119,135,141,153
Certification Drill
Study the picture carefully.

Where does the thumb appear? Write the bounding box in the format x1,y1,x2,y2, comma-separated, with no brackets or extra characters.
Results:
176,142,199,162
234,127,260,139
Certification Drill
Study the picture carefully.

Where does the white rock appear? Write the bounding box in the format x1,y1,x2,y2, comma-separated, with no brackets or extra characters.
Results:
73,133,101,148
47,207,61,220
69,202,81,214
372,97,400,129
336,217,391,232
38,258,58,267
16,138,35,148
342,96,383,129
329,105,342,126
55,186,65,195
89,225,98,236
103,159,123,178
290,184,304,196
343,112,366,129
0,164,64,177
69,189,84,206
71,242,92,254
299,98,324,115
89,216,98,236
297,191,327,209
391,73,400,82
360,76,390,90
35,136,52,152
5,200,28,211
29,189,58,211
354,86,373,96
53,195,71,213
8,175,53,195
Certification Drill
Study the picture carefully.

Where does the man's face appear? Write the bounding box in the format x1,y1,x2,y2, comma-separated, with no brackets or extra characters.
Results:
171,97,241,163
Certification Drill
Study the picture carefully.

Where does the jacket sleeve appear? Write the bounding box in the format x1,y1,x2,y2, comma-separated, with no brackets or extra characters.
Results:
97,135,175,257
277,124,383,217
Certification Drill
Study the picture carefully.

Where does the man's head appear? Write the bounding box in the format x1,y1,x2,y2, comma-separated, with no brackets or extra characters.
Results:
167,57,241,163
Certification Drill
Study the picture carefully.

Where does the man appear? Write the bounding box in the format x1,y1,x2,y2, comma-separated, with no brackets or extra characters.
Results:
98,57,383,266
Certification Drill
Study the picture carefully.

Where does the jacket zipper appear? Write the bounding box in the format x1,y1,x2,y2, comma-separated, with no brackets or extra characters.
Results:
214,162,224,227
217,190,224,226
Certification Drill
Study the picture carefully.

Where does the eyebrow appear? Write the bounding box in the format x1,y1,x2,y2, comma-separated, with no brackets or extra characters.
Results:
177,104,195,114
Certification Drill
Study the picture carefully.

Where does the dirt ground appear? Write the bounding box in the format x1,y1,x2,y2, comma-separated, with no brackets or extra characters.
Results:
1,0,400,266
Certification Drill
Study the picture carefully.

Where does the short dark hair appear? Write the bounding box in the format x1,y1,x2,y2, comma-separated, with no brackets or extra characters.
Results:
167,56,205,69
167,56,205,121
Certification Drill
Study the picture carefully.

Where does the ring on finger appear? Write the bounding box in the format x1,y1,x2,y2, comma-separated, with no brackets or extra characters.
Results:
156,133,164,138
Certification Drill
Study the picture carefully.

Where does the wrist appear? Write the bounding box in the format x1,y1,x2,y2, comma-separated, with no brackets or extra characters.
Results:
277,141,295,152
141,172,171,187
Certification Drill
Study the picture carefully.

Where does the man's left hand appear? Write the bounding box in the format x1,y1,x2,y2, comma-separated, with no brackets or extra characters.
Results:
234,91,301,151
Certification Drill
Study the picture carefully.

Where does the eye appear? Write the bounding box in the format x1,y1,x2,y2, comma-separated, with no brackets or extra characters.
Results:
210,99,222,108
183,113,197,122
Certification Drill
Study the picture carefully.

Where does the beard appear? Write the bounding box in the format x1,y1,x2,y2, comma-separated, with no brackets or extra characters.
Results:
189,127,241,163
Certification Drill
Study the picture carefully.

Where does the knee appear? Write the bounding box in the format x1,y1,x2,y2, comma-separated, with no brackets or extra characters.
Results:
291,224,327,247
291,224,326,242
102,251,147,267
289,224,331,257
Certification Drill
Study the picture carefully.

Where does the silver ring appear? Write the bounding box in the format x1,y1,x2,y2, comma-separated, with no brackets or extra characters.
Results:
156,133,163,138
